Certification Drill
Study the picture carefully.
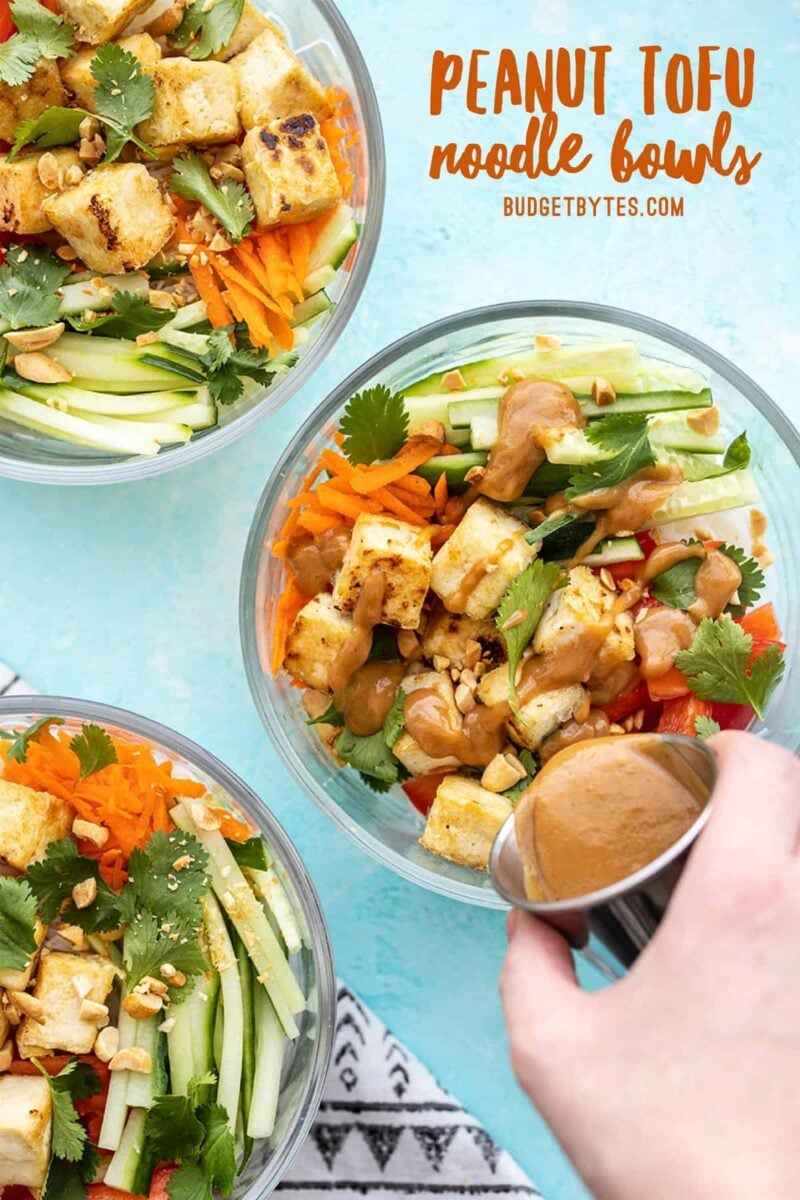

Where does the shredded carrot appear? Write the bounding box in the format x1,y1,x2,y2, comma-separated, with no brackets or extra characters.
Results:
272,573,308,675
319,448,355,478
431,523,457,549
372,487,428,525
317,482,380,520
297,510,342,536
350,438,443,494
210,808,253,842
391,474,435,501
288,224,312,283
434,471,449,517
187,257,233,328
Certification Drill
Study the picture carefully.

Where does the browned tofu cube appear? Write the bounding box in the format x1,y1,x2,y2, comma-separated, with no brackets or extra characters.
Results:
0,60,65,142
241,114,341,228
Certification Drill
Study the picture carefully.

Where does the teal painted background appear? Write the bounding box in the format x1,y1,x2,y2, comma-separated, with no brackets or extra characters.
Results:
1,2,798,1196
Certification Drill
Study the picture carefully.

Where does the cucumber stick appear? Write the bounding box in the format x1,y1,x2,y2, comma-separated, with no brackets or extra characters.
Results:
104,1109,154,1195
649,470,758,526
307,203,358,274
203,893,244,1132
167,967,220,1098
0,389,162,456
247,985,285,1140
11,380,202,417
58,274,149,316
404,341,642,396
401,394,470,447
581,537,644,566
126,1017,166,1109
236,929,256,1165
414,452,487,492
99,1004,137,1151
245,868,303,956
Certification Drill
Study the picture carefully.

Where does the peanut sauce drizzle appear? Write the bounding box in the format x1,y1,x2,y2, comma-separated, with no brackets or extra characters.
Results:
327,569,404,737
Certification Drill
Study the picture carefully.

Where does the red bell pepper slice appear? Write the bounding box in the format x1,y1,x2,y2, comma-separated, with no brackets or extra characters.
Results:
87,1187,138,1200
148,1165,178,1200
0,0,14,41
636,531,658,558
737,603,782,643
657,693,713,736
712,701,753,731
647,666,690,702
402,771,452,816
601,680,650,723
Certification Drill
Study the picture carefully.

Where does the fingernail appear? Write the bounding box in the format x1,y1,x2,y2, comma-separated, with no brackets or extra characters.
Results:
506,909,518,941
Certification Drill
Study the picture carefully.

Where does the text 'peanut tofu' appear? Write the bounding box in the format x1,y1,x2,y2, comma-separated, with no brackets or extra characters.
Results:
0,149,82,235
42,162,176,273
0,59,65,142
137,59,240,147
17,952,118,1059
332,514,432,630
431,498,537,620
60,33,162,111
58,0,153,43
242,114,341,228
231,28,330,127
283,592,353,691
421,775,512,870
0,779,72,871
0,1076,52,1189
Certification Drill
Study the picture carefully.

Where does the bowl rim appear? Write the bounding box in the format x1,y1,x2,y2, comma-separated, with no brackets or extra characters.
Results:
0,0,386,487
239,299,800,908
0,693,336,1195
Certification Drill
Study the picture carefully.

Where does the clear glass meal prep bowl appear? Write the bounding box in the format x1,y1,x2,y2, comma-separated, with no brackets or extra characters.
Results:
240,301,800,908
0,0,385,486
0,695,336,1196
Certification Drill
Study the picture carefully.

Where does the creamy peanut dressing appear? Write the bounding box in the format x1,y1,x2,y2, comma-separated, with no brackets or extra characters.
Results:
443,538,516,613
641,540,705,582
403,689,507,768
538,709,611,765
687,550,742,621
287,526,351,596
479,379,585,502
569,465,684,563
328,570,400,735
515,734,709,901
588,661,640,706
634,607,696,679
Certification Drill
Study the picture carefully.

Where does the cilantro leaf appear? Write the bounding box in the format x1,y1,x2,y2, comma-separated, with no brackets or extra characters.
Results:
168,1162,212,1200
0,0,75,86
306,700,345,728
200,326,275,406
228,836,271,871
695,715,721,740
9,105,85,159
26,839,122,932
650,553,702,610
721,431,751,473
336,726,401,786
566,414,656,499
200,1103,236,1197
68,291,174,339
42,1145,101,1200
0,713,65,761
70,723,117,779
382,689,406,749
676,616,785,719
0,876,38,972
170,0,243,59
118,830,209,922
0,247,71,331
720,544,765,617
91,44,156,162
525,510,576,545
341,385,409,465
496,561,566,707
170,154,254,243
35,1059,101,1163
145,1093,206,1161
123,909,208,996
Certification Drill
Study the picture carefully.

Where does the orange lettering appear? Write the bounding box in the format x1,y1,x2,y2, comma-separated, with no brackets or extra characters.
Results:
430,51,463,116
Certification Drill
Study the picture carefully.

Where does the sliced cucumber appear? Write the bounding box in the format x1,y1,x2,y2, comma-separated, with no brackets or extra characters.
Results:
404,341,642,397
162,300,207,331
203,893,244,1132
81,412,192,446
10,382,201,417
307,203,358,274
414,451,487,491
525,460,572,497
648,470,758,526
0,389,161,456
580,388,713,420
246,985,285,1140
582,537,644,566
402,394,470,447
639,356,708,394
104,1109,154,1195
292,290,332,326
58,274,149,317
236,929,256,1165
540,428,613,466
47,334,195,388
129,402,217,431
542,416,725,468
302,265,336,298
649,412,725,454
126,1018,166,1109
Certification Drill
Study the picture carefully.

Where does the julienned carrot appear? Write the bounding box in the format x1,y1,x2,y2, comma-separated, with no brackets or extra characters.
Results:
317,482,380,520
276,463,326,545
188,257,233,328
272,574,307,675
288,224,312,283
297,510,342,536
431,523,456,549
390,473,433,500
373,487,427,525
319,448,354,478
349,439,443,494
434,471,448,517
210,807,253,842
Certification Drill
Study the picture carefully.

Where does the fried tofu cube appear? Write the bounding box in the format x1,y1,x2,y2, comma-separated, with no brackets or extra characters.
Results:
421,609,503,669
0,780,72,871
420,774,512,870
0,59,65,142
241,114,341,228
283,592,353,691
58,0,153,43
42,162,176,273
430,498,537,620
332,514,433,630
0,919,45,992
123,0,185,36
230,28,330,127
212,2,283,61
476,667,585,750
396,673,463,776
0,1076,52,1188
60,33,162,110
392,733,460,778
137,58,240,146
0,148,82,235
533,566,614,656
16,952,118,1059
0,1006,10,1048
590,611,635,682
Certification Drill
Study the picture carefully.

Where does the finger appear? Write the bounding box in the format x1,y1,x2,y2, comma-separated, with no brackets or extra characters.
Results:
697,731,800,863
500,911,590,1089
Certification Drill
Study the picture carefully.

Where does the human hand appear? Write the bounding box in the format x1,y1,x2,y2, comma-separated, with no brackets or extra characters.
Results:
500,731,800,1200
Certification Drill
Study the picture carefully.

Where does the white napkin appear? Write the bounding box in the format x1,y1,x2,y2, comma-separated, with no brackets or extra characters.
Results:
0,661,541,1199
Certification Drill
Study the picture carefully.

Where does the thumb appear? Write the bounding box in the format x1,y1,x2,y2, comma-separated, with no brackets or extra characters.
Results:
500,910,590,1095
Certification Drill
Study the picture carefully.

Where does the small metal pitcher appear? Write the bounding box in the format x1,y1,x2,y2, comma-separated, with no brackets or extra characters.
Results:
489,734,717,977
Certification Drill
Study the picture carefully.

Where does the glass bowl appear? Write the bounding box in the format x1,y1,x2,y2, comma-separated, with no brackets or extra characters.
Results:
0,694,336,1196
240,301,800,908
0,0,384,486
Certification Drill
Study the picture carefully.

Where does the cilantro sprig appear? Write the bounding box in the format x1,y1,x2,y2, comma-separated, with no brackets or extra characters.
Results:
340,386,409,466
170,0,244,60
649,542,764,616
676,616,785,719
0,246,71,331
70,723,118,779
9,106,85,160
335,687,408,791
566,413,656,499
200,326,276,406
0,876,38,972
145,1073,236,1199
695,715,721,740
170,154,254,243
26,839,121,932
496,560,566,708
67,292,174,340
0,0,75,86
34,1059,102,1165
0,713,65,761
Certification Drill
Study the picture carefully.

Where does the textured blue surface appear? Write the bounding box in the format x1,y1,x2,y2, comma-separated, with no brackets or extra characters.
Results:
1,3,798,1197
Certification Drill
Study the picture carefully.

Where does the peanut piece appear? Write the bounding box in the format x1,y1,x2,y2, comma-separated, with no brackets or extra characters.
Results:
110,1046,153,1073
122,992,163,1020
94,1026,119,1062
72,877,97,910
72,818,109,848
